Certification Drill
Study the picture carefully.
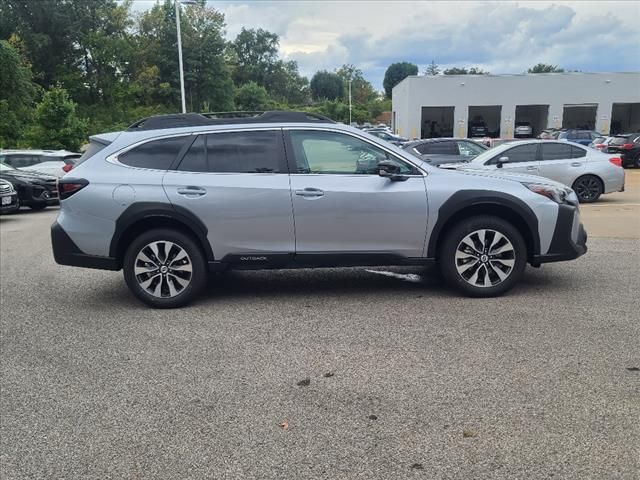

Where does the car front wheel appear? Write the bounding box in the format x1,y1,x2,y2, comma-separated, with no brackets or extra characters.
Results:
123,228,207,308
439,216,527,297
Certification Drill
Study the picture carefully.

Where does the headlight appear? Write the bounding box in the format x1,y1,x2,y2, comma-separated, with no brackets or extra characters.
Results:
523,182,572,204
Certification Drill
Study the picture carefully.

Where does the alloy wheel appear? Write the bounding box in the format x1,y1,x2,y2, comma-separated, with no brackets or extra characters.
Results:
134,241,192,298
455,229,515,288
574,177,600,201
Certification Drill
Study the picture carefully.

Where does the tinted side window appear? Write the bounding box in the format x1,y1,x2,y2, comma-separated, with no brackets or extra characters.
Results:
119,136,187,170
428,141,457,155
571,146,587,158
289,130,413,175
414,143,432,155
541,143,573,161
500,144,539,163
457,140,486,156
178,135,207,172
207,131,282,173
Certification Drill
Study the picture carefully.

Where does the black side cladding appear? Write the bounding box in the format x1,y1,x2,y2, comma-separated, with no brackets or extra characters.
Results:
426,190,540,258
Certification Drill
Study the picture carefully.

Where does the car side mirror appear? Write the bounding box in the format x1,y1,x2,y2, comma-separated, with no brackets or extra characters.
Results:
377,160,406,180
496,156,509,168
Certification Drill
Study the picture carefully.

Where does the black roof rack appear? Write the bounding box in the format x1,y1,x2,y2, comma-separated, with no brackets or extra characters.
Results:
127,110,335,132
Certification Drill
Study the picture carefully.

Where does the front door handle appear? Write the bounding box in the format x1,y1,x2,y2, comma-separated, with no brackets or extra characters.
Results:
571,162,582,167
526,166,537,171
295,188,324,198
177,186,207,197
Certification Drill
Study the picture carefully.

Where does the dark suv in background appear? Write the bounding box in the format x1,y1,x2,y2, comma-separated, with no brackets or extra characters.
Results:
607,134,640,168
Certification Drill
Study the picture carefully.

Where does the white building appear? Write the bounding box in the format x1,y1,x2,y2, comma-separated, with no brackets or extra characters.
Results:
392,72,640,139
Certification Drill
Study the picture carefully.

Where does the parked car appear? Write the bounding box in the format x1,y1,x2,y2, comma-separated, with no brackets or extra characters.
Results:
557,130,601,146
0,149,81,177
0,162,59,209
469,120,488,137
538,129,559,140
606,134,640,168
588,136,614,152
367,130,408,146
52,111,587,308
455,140,624,203
403,138,487,166
0,179,19,214
514,122,533,138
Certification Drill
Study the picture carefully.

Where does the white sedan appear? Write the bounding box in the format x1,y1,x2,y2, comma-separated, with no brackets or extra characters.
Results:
450,140,625,203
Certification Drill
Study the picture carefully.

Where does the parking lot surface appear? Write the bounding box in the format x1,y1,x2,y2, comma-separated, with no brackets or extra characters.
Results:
1,176,639,479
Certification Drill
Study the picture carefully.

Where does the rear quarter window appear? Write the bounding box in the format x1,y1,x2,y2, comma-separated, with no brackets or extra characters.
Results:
119,136,188,170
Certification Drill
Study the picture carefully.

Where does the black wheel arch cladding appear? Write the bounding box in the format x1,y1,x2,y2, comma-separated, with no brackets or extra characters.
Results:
426,190,541,258
110,202,215,262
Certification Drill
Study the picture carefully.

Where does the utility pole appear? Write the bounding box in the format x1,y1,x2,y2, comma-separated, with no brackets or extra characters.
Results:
348,79,352,125
175,0,187,113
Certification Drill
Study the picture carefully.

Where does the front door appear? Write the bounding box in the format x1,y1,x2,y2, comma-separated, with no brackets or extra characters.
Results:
163,129,295,260
286,129,428,258
492,143,540,175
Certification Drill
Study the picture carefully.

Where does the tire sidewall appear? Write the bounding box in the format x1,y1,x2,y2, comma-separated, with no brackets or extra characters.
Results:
123,228,207,308
439,216,527,297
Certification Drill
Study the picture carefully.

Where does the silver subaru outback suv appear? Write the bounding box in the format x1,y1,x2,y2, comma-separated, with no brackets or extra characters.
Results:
52,111,587,308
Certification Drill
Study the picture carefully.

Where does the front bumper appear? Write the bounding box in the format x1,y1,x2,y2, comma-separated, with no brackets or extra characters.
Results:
0,193,19,213
51,221,119,270
532,204,587,264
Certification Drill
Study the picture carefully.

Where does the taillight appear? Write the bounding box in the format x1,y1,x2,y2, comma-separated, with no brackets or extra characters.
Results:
622,143,633,149
62,164,73,173
595,144,605,150
609,157,622,167
58,178,88,200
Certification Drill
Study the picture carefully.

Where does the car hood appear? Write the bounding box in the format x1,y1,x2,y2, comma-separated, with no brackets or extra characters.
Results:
447,166,570,189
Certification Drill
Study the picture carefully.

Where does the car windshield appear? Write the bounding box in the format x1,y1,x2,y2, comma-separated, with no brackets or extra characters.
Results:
610,136,630,145
0,162,16,171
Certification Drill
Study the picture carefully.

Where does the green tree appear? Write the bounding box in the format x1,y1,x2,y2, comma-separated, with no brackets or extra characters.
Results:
231,27,279,87
425,60,440,75
383,62,418,98
443,66,489,75
335,64,376,104
0,39,37,147
310,70,344,101
25,87,87,151
528,63,564,73
235,82,272,110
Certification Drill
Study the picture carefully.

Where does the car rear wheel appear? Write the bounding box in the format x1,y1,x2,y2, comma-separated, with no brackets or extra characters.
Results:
572,175,603,203
123,228,207,308
439,216,527,297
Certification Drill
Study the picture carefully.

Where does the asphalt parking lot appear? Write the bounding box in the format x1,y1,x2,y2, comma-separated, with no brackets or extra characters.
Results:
1,172,639,479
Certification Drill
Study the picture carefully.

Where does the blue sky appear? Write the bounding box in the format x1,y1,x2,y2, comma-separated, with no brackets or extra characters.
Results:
132,1,640,90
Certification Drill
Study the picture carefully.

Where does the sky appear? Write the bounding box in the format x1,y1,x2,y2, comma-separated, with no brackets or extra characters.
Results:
131,1,640,90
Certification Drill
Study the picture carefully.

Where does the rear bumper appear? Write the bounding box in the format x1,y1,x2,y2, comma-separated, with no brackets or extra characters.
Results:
532,204,587,264
0,193,19,213
17,184,59,206
51,221,119,270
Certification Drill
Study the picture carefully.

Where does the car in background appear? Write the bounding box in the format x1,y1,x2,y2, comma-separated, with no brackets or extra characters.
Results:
367,130,408,146
469,119,488,137
455,140,624,203
0,150,81,178
514,122,533,138
474,138,515,149
588,136,614,152
538,129,559,139
557,130,601,146
0,162,59,210
0,179,19,214
606,134,640,168
403,138,488,166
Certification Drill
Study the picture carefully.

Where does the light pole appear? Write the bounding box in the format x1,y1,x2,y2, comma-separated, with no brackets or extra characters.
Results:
348,79,352,125
175,0,196,113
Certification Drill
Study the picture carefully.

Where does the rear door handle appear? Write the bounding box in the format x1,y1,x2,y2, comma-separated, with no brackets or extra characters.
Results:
295,188,324,198
177,186,207,197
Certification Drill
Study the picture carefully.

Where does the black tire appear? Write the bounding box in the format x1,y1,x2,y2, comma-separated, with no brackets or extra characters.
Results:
29,204,47,210
439,215,527,297
123,228,207,308
635,156,640,169
572,175,603,203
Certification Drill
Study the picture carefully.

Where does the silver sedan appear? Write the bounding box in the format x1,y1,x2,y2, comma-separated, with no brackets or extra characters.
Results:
453,140,625,203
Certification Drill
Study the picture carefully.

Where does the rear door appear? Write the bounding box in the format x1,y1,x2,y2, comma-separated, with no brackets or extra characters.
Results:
538,142,584,186
286,129,428,258
163,129,295,260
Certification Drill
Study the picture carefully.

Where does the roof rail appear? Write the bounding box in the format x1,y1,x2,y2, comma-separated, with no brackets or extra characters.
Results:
126,110,335,132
